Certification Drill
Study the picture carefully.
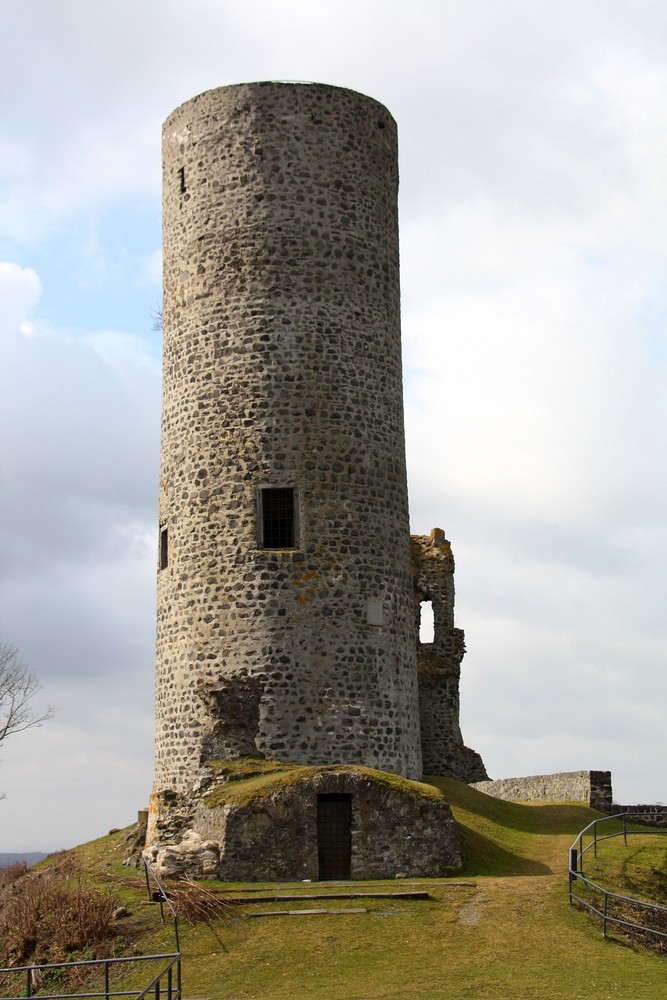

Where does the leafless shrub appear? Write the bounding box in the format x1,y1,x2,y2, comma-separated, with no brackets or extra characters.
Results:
0,860,118,968
101,869,236,924
165,877,236,924
0,863,27,890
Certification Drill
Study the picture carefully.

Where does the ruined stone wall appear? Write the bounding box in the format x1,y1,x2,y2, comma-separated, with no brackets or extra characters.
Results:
610,804,667,825
153,83,422,807
412,530,488,782
472,770,613,811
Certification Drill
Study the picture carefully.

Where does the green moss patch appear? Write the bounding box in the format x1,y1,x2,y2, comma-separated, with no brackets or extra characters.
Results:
204,758,446,809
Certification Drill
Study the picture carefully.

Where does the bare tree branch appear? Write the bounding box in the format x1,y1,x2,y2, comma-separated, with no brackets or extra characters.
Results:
151,305,163,332
0,643,54,747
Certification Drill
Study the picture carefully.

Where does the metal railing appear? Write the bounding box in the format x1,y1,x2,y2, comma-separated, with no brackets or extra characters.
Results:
0,952,180,1000
142,858,180,955
569,812,667,943
0,860,181,1000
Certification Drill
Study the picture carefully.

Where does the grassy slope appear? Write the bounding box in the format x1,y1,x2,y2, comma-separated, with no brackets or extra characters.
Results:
23,781,667,999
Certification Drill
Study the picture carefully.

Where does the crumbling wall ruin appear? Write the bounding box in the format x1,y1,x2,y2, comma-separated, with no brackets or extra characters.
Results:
412,529,488,782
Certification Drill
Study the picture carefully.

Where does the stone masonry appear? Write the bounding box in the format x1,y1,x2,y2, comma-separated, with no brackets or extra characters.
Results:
472,770,613,812
154,81,422,802
412,529,488,782
147,82,485,876
145,766,462,881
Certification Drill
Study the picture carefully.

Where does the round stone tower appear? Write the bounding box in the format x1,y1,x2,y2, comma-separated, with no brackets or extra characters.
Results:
154,82,422,802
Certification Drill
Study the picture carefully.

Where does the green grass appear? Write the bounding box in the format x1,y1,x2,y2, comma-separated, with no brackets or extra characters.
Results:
426,776,601,875
4,782,666,999
578,830,667,905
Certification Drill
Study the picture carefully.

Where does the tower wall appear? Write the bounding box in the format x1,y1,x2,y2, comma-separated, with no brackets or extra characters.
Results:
154,83,422,797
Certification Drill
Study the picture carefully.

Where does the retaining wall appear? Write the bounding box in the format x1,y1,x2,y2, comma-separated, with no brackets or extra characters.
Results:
472,770,613,812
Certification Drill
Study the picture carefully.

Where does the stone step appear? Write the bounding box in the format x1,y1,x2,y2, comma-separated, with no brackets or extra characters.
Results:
228,890,430,904
247,907,368,918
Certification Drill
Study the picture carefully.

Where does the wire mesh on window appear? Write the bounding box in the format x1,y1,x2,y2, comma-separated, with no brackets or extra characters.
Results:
262,488,295,548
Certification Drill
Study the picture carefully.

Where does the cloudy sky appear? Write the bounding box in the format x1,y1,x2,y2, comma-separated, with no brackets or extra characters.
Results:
1,0,666,853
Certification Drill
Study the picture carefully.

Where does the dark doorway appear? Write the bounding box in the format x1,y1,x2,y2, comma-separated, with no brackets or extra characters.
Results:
317,794,352,880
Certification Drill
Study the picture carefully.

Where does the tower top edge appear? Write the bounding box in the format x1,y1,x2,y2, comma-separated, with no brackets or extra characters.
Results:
163,81,396,130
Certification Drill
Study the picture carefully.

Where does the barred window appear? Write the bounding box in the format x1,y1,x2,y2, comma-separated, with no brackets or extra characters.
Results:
259,487,298,549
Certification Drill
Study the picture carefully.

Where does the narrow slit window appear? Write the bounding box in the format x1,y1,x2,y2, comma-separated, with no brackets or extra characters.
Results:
159,526,169,570
260,487,297,549
178,166,186,194
419,600,434,644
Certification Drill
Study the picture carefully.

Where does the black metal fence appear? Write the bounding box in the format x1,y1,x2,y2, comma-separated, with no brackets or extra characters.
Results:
0,860,181,1000
142,858,180,956
569,812,667,944
0,952,180,1000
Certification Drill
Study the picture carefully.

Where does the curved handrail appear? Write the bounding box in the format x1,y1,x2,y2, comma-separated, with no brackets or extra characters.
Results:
0,953,181,1000
568,811,667,942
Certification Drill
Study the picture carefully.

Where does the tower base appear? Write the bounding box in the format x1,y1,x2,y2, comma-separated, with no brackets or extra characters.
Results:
144,760,461,881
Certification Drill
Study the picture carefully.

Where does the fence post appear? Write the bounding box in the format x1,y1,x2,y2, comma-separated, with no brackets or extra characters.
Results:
26,968,31,998
569,847,578,903
603,893,608,938
593,820,597,858
623,814,627,847
105,960,110,1000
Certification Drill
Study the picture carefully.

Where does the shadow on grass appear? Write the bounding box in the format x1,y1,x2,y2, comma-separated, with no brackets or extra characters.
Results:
426,776,602,835
455,824,552,876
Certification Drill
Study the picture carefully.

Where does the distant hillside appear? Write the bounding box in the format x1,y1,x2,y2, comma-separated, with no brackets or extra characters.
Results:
0,852,48,868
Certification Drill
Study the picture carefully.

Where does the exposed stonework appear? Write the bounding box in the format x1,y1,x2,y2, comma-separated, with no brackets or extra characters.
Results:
198,671,263,761
412,529,488,782
154,81,422,800
611,804,667,825
146,831,221,880
472,770,613,812
147,82,485,879
145,763,462,881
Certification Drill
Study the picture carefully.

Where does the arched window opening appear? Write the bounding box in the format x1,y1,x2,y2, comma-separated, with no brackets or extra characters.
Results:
419,600,434,644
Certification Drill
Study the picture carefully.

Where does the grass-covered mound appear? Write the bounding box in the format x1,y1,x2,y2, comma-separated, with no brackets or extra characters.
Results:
205,757,445,808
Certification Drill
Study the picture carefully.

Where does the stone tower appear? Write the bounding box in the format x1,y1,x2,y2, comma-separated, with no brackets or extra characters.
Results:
153,82,423,806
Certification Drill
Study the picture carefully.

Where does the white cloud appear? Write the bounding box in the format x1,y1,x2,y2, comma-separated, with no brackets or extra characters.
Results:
0,262,41,328
0,263,159,848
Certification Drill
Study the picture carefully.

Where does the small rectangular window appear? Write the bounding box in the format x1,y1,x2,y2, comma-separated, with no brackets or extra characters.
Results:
259,487,297,549
159,526,169,570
